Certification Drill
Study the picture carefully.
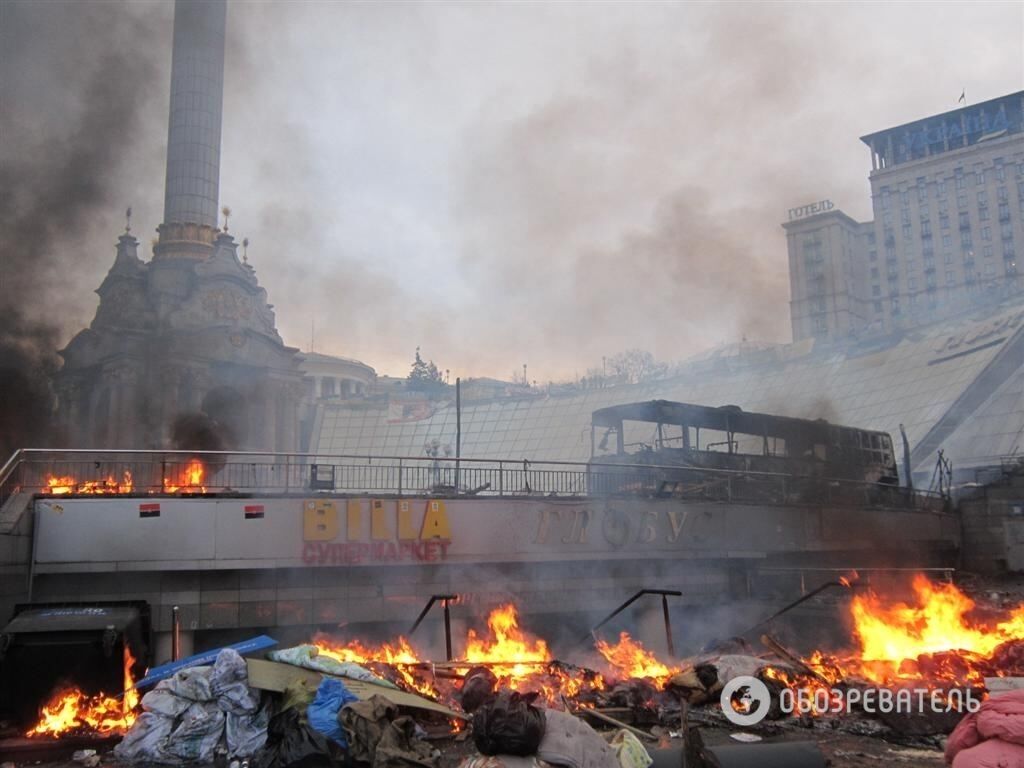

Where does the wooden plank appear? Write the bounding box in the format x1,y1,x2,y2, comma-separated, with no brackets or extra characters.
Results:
246,658,465,719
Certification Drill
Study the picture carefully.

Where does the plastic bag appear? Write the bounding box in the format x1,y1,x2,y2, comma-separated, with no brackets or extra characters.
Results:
163,702,226,762
307,677,358,747
610,731,653,768
254,707,341,768
113,711,176,763
472,691,547,757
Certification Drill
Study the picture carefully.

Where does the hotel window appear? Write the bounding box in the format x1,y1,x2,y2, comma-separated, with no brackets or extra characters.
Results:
961,231,973,248
901,209,911,225
908,277,917,291
870,267,879,279
880,189,891,210
917,182,928,203
985,262,996,276
983,226,992,241
983,245,993,259
902,224,912,239
998,187,1009,202
976,169,985,186
937,181,947,198
978,191,988,206
1004,222,1015,241
955,171,965,189
940,212,950,229
958,193,968,209
995,160,1005,182
1004,240,1016,258
874,300,883,313
999,202,1011,221
921,220,932,237
872,284,881,296
942,234,952,248
901,189,910,208
945,271,954,285
980,206,990,221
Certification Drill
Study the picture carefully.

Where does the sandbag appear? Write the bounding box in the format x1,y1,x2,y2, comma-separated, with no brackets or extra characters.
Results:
163,666,215,702
307,677,358,747
163,702,226,762
228,701,271,757
141,684,193,718
212,648,261,715
473,691,547,757
113,711,176,763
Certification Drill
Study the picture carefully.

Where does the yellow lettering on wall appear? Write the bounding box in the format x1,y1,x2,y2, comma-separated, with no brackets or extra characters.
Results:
397,500,418,540
371,499,393,540
303,500,338,541
347,499,362,540
420,500,451,540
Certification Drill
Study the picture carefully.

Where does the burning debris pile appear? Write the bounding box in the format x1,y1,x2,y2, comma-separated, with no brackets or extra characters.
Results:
41,459,205,496
17,576,1024,765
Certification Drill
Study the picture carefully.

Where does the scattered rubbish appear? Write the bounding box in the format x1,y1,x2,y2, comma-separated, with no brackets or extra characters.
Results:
306,677,358,747
115,648,267,763
473,691,547,757
610,729,653,768
268,645,396,687
134,636,278,690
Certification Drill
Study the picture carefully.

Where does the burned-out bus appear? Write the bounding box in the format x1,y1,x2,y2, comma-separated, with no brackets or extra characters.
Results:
588,400,900,501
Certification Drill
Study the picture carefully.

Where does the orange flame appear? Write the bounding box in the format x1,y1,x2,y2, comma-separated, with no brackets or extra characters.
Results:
45,471,133,495
314,635,439,698
27,644,139,737
595,631,680,683
163,459,206,493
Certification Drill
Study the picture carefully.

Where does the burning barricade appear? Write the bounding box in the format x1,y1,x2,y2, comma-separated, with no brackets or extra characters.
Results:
15,575,1024,767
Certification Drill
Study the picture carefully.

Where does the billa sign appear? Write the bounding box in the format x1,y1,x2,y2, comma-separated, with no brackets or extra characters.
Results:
301,498,452,565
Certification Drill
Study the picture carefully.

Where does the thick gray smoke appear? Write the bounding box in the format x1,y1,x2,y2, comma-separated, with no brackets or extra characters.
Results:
0,1,168,455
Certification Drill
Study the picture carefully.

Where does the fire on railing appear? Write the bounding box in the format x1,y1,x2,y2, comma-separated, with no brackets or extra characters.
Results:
0,448,948,512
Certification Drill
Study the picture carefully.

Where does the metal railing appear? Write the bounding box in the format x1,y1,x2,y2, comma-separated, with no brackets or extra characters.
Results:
0,448,948,512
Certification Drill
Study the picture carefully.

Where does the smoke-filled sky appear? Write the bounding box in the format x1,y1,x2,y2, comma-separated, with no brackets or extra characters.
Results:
2,1,1022,384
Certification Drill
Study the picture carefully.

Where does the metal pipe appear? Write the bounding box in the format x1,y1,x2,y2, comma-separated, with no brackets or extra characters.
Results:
661,593,675,657
456,378,461,493
585,589,682,646
172,605,181,661
443,597,453,661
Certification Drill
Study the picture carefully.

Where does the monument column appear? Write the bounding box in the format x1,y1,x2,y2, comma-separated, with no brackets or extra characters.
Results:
155,0,227,259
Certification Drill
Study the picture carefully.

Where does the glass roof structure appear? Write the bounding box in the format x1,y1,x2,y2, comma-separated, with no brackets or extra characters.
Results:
313,299,1024,484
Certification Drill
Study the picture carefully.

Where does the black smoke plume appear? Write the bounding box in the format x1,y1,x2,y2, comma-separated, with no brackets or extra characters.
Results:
0,2,166,456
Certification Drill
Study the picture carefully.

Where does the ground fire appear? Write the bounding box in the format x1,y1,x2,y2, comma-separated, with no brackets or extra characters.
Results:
26,646,138,737
24,577,1024,741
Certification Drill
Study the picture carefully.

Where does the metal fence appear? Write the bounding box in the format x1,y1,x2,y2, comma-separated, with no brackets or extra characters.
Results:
0,448,947,513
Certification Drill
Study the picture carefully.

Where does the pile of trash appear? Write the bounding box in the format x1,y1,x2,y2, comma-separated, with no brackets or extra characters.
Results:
114,649,268,764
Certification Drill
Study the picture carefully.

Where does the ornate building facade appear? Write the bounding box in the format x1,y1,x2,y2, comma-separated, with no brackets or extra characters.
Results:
53,0,304,451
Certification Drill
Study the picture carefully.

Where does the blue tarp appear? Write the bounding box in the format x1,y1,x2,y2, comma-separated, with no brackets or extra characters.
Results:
307,677,358,747
134,635,278,690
